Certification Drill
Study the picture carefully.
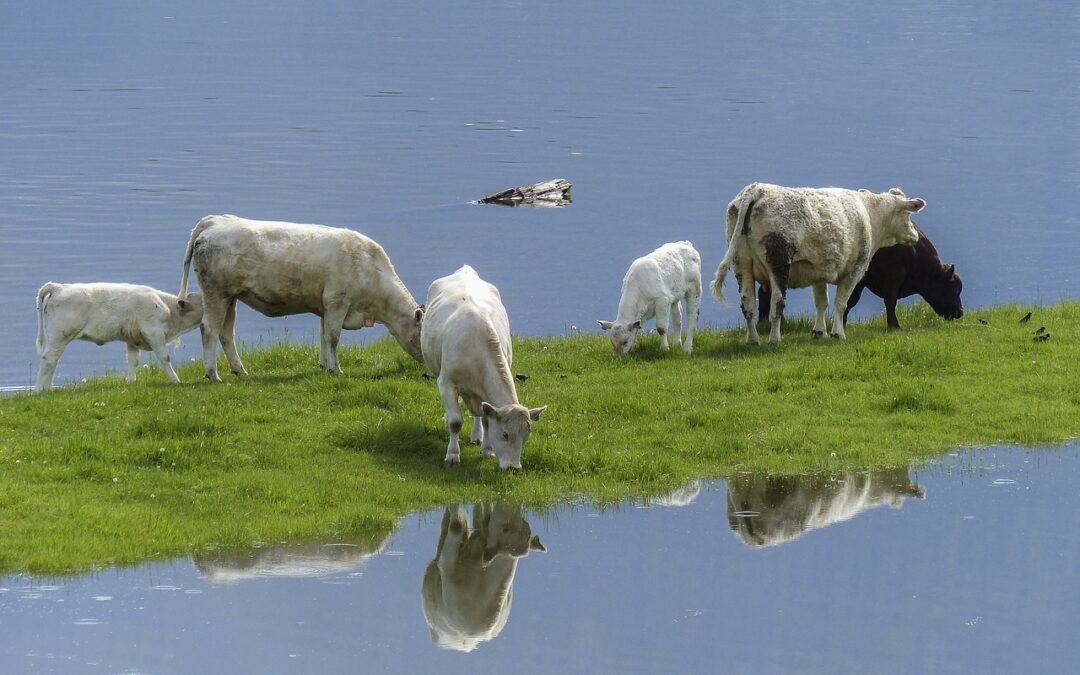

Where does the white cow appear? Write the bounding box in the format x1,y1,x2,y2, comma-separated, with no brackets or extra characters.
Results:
178,215,425,381
422,503,545,652
597,241,702,355
711,184,924,344
34,282,204,391
726,468,925,548
193,531,391,584
421,265,545,470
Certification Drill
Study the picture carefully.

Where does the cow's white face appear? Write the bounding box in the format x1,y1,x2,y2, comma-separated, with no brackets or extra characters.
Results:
877,187,924,248
597,319,642,355
481,402,546,470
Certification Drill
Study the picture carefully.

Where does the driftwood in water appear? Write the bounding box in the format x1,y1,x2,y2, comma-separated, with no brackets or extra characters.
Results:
478,179,572,207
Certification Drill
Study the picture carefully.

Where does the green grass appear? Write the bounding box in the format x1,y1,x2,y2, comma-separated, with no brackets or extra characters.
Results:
1,301,1077,575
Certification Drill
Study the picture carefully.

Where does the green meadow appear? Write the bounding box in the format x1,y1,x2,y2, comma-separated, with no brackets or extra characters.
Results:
1,302,1076,575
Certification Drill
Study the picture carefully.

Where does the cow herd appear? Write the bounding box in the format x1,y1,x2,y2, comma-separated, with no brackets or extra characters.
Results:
33,182,965,470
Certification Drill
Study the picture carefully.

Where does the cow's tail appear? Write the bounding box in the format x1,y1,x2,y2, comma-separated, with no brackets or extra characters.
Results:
179,215,215,300
36,282,61,355
710,191,754,305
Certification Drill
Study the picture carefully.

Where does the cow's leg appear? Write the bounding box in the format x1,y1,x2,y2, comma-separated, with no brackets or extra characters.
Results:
738,273,760,345
126,344,140,382
149,340,182,384
200,295,230,382
766,274,787,345
320,301,349,374
654,301,671,350
219,299,247,376
470,415,484,445
439,378,464,465
831,274,860,339
670,300,683,350
842,282,866,327
480,416,494,457
683,289,700,354
884,290,901,330
35,336,72,392
811,283,829,337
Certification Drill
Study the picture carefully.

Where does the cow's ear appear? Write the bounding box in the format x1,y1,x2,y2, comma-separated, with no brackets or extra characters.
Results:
944,263,956,278
177,299,189,311
903,197,926,213
889,187,906,196
858,188,872,194
481,401,497,418
528,405,547,421
530,535,547,553
414,305,425,323
597,320,613,330
631,320,642,331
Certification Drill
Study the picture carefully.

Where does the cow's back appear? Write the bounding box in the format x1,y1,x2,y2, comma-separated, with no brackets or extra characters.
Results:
192,215,386,316
47,283,170,347
422,266,511,378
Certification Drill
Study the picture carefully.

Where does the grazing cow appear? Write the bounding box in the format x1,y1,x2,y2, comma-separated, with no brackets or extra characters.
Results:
421,265,546,470
422,503,546,652
34,282,204,391
726,467,924,548
597,241,702,355
712,183,924,344
757,222,963,330
193,530,391,583
178,215,425,381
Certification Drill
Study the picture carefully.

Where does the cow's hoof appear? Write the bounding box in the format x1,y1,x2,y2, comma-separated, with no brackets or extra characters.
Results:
830,333,844,340
205,372,222,383
232,368,248,376
746,338,760,346
444,458,461,468
887,325,901,332
482,449,495,458
812,330,825,338
469,439,482,446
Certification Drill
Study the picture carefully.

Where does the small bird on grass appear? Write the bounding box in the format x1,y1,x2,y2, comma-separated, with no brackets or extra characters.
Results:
1034,326,1046,336
1020,311,1032,324
978,318,989,325
1034,332,1051,342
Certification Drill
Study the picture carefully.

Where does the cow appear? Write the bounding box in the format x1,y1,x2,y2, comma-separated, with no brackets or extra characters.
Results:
193,530,391,583
757,222,963,330
726,467,924,548
34,282,204,391
422,503,545,652
420,265,546,470
711,183,924,344
597,241,702,355
178,214,425,381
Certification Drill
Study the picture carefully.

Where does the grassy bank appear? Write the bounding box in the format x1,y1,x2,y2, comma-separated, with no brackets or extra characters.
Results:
1,302,1077,575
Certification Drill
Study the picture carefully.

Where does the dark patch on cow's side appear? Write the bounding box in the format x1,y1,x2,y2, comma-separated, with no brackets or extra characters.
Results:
761,231,795,299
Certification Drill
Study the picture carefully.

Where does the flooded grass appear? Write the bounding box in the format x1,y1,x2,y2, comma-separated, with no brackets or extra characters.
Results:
0,301,1076,575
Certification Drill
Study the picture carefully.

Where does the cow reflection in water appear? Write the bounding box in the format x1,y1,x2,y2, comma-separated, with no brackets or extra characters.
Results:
422,503,546,652
727,467,924,548
193,532,390,583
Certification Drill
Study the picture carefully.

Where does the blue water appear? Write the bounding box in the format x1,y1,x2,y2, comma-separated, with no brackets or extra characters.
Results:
3,444,1078,674
1,1,1077,387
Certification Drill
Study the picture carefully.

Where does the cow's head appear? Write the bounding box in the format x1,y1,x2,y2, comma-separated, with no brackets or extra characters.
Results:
923,263,964,320
482,504,547,563
864,187,924,249
480,402,546,471
596,319,642,355
403,304,425,361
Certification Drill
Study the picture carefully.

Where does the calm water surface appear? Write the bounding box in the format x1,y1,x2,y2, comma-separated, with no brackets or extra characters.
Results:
3,444,1079,674
1,1,1077,386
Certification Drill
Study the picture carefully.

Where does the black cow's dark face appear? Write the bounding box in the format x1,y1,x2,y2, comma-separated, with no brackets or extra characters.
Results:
924,265,964,320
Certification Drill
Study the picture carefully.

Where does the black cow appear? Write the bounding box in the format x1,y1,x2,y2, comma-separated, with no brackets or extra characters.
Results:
758,223,962,330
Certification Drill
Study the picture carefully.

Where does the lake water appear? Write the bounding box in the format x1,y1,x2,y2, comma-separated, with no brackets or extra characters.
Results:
1,1,1077,387
3,444,1079,674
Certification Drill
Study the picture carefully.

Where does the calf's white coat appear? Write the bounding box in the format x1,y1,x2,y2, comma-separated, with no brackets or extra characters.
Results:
597,241,702,355
34,282,204,391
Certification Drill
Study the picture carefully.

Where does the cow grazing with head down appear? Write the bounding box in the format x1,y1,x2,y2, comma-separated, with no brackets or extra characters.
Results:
597,241,702,355
421,265,546,471
34,282,204,391
422,503,545,652
757,222,963,330
712,183,924,344
178,215,425,381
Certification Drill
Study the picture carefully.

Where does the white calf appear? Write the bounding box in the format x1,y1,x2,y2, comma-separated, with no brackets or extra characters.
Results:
597,241,702,355
35,282,204,391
